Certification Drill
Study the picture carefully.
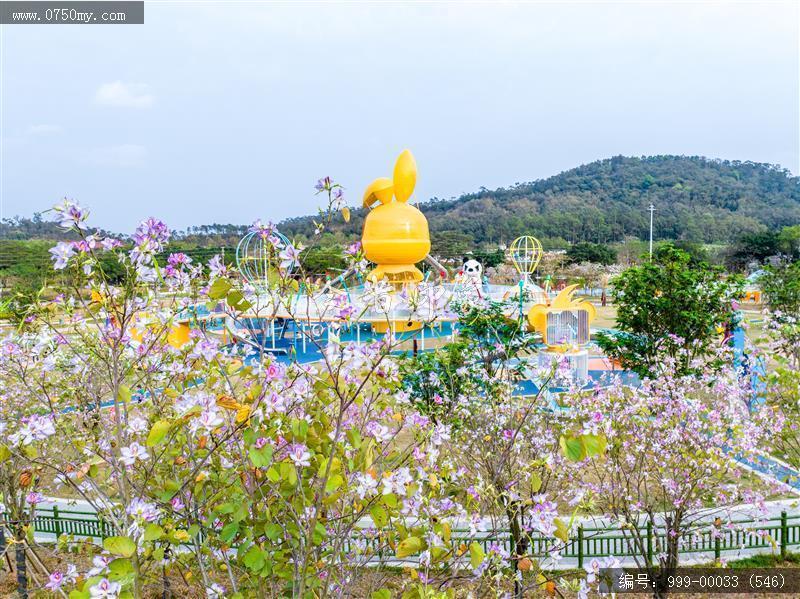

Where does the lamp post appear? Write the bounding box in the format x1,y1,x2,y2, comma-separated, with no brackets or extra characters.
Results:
648,203,656,261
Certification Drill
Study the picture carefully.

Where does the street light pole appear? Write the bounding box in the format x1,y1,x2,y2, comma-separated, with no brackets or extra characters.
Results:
648,203,656,261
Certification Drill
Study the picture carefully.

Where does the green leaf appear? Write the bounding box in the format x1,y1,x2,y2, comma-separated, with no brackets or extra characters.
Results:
347,429,363,449
226,289,252,311
249,444,274,468
559,435,586,462
146,420,171,447
217,502,236,514
117,385,132,404
108,558,134,577
396,536,424,558
243,546,265,572
314,521,327,543
266,467,280,483
103,536,137,558
220,522,239,543
264,523,282,541
581,434,607,458
291,418,309,441
279,462,297,485
530,471,542,493
554,518,569,543
208,278,232,300
143,523,164,541
0,444,11,463
325,474,344,494
469,541,485,569
371,590,392,599
370,505,388,528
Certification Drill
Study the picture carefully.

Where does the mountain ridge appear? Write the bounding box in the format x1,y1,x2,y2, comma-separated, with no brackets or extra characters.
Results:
3,155,798,246
280,154,800,246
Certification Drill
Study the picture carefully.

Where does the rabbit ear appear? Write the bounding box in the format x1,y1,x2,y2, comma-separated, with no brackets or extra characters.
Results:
363,177,394,208
392,150,417,203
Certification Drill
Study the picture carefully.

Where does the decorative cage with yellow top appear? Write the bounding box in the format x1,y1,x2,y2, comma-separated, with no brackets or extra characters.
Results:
361,150,431,285
527,284,596,348
527,285,597,382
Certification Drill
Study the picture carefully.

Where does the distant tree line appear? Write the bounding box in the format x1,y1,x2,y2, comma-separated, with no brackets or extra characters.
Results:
5,156,797,251
3,155,798,306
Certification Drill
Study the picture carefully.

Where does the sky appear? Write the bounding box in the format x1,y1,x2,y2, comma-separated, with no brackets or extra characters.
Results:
1,1,798,233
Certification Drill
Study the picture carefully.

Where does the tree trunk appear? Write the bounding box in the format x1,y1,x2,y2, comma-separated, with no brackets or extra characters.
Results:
0,526,8,571
505,502,528,599
15,537,28,599
162,565,172,599
653,518,681,599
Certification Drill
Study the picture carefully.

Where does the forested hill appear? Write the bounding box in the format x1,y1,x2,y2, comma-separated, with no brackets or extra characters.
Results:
280,155,800,246
3,156,798,246
446,155,800,244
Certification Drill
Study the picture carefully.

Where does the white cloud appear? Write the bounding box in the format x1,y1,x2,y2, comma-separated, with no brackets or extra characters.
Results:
93,81,154,108
85,144,147,167
26,124,63,135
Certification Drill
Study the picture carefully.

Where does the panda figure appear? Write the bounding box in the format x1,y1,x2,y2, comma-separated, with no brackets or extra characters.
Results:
462,258,483,283
461,258,490,294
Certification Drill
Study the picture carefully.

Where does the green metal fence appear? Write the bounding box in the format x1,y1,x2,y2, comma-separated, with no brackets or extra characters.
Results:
1,507,112,542
3,508,799,568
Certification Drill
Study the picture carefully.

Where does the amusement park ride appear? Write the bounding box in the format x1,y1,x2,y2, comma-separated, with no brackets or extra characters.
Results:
146,150,601,385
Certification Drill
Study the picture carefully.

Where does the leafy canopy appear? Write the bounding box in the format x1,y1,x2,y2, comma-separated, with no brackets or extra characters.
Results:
597,245,743,377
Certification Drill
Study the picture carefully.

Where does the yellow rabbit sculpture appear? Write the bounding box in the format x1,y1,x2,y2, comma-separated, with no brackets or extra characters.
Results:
361,150,431,284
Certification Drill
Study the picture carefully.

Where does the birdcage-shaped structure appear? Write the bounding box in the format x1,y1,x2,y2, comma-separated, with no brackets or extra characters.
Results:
528,285,596,345
527,284,595,384
236,227,294,292
544,309,590,346
507,236,543,286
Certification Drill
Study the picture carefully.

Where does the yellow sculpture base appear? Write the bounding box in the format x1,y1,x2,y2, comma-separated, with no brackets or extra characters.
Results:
366,264,424,285
372,320,424,334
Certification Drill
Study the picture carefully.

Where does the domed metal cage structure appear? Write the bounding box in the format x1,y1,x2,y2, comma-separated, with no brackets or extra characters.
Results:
235,227,294,292
508,235,543,285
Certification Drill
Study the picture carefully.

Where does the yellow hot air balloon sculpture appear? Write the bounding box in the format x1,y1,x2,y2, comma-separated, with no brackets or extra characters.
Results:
508,235,543,286
361,150,431,284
